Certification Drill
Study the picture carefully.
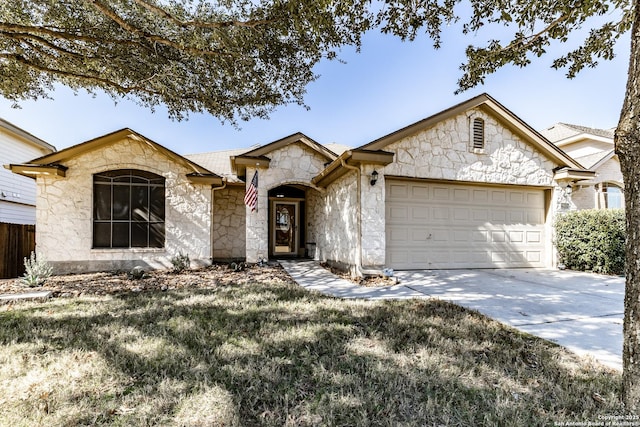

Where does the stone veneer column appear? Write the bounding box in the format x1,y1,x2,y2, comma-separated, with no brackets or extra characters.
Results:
360,164,386,267
245,167,269,263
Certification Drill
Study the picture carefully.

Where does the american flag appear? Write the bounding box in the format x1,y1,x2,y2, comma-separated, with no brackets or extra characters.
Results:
244,171,258,212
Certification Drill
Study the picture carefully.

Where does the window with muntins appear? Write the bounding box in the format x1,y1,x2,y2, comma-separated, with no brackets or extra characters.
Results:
602,183,623,209
93,169,165,248
472,118,485,150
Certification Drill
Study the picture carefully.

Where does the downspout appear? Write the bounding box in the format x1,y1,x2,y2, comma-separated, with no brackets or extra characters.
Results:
210,179,228,261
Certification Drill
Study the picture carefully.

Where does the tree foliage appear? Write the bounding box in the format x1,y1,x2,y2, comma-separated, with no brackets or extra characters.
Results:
1,0,632,122
0,0,371,122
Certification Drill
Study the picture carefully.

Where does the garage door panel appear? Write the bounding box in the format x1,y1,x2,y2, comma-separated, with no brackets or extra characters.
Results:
411,185,430,199
526,231,541,243
388,206,408,222
388,183,409,199
433,207,450,221
509,231,524,243
412,206,429,221
386,180,547,269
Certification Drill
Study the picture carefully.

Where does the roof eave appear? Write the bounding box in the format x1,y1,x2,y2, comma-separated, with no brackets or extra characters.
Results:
230,155,271,179
8,163,67,178
312,150,394,187
186,173,224,186
553,168,597,181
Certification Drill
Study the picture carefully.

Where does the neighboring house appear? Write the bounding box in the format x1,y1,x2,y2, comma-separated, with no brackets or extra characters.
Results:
541,123,622,210
9,94,594,274
0,118,55,224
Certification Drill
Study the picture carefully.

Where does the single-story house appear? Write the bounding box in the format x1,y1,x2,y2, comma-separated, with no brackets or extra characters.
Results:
9,93,595,275
541,123,622,210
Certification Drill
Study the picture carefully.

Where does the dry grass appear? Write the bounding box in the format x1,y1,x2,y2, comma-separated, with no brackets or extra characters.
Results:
0,267,624,426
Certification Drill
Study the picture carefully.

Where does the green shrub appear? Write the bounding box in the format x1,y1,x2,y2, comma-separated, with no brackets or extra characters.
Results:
21,251,53,287
171,252,190,273
128,266,147,280
554,209,626,275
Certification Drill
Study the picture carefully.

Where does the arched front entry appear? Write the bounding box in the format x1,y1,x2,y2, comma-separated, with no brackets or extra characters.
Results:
268,184,314,258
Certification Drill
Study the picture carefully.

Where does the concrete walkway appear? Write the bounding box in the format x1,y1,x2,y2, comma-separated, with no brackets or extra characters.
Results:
280,260,624,371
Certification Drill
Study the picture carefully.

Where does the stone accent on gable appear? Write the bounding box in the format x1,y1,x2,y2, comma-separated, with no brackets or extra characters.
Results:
356,108,562,269
245,142,330,263
383,109,557,186
36,137,212,273
212,187,246,260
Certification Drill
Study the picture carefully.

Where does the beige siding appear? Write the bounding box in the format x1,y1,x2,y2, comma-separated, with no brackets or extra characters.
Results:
0,129,51,224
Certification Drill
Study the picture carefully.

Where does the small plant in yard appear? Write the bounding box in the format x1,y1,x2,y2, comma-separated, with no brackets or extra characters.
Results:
127,266,146,280
20,251,53,287
170,252,190,273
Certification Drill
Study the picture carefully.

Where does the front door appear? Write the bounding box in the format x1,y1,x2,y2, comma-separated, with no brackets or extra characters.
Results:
272,201,298,256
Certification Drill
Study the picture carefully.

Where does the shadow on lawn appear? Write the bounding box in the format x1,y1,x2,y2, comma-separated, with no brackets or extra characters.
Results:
0,280,624,426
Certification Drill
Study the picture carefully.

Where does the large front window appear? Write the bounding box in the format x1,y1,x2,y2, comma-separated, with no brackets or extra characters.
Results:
93,169,165,248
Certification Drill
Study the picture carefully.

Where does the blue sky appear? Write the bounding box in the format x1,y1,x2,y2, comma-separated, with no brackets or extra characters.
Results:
0,22,630,155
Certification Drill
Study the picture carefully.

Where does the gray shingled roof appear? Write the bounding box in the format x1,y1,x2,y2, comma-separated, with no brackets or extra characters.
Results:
542,122,615,142
574,149,615,170
185,148,248,183
185,142,352,184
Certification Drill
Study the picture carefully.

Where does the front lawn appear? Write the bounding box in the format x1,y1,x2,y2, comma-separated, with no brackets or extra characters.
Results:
0,265,623,426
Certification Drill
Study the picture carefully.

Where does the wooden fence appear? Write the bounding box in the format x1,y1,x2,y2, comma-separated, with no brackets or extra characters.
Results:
0,222,36,279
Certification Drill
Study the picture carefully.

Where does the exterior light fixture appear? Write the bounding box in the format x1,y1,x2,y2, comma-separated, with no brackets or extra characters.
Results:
370,170,379,186
566,184,573,195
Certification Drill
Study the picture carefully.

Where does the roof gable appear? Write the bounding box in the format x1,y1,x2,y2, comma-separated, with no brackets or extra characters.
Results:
0,118,56,153
542,123,615,149
357,93,583,170
230,132,338,179
240,132,338,160
11,128,222,185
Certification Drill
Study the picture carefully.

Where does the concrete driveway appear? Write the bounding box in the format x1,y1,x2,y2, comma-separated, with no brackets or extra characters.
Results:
280,260,624,371
395,269,624,371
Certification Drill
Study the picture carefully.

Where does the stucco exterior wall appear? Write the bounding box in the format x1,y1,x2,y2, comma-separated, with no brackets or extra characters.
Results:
212,186,246,260
560,140,612,159
245,142,330,262
570,157,624,210
36,137,212,273
359,108,562,267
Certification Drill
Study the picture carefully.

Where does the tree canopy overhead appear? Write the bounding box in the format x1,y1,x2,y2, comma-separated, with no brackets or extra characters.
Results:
0,0,632,122
0,0,371,121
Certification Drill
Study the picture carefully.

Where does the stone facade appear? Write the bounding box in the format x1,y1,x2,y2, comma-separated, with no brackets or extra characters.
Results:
245,142,331,263
212,186,246,260
313,171,358,270
358,108,562,267
36,136,212,273
382,109,557,186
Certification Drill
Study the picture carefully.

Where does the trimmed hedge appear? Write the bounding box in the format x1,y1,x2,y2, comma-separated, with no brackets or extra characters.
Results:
554,209,626,275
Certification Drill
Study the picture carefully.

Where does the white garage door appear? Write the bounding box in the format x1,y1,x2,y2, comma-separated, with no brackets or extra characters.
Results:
385,180,547,269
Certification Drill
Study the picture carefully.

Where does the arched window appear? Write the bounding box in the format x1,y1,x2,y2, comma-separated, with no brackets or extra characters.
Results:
93,169,165,248
602,183,623,209
472,118,485,150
